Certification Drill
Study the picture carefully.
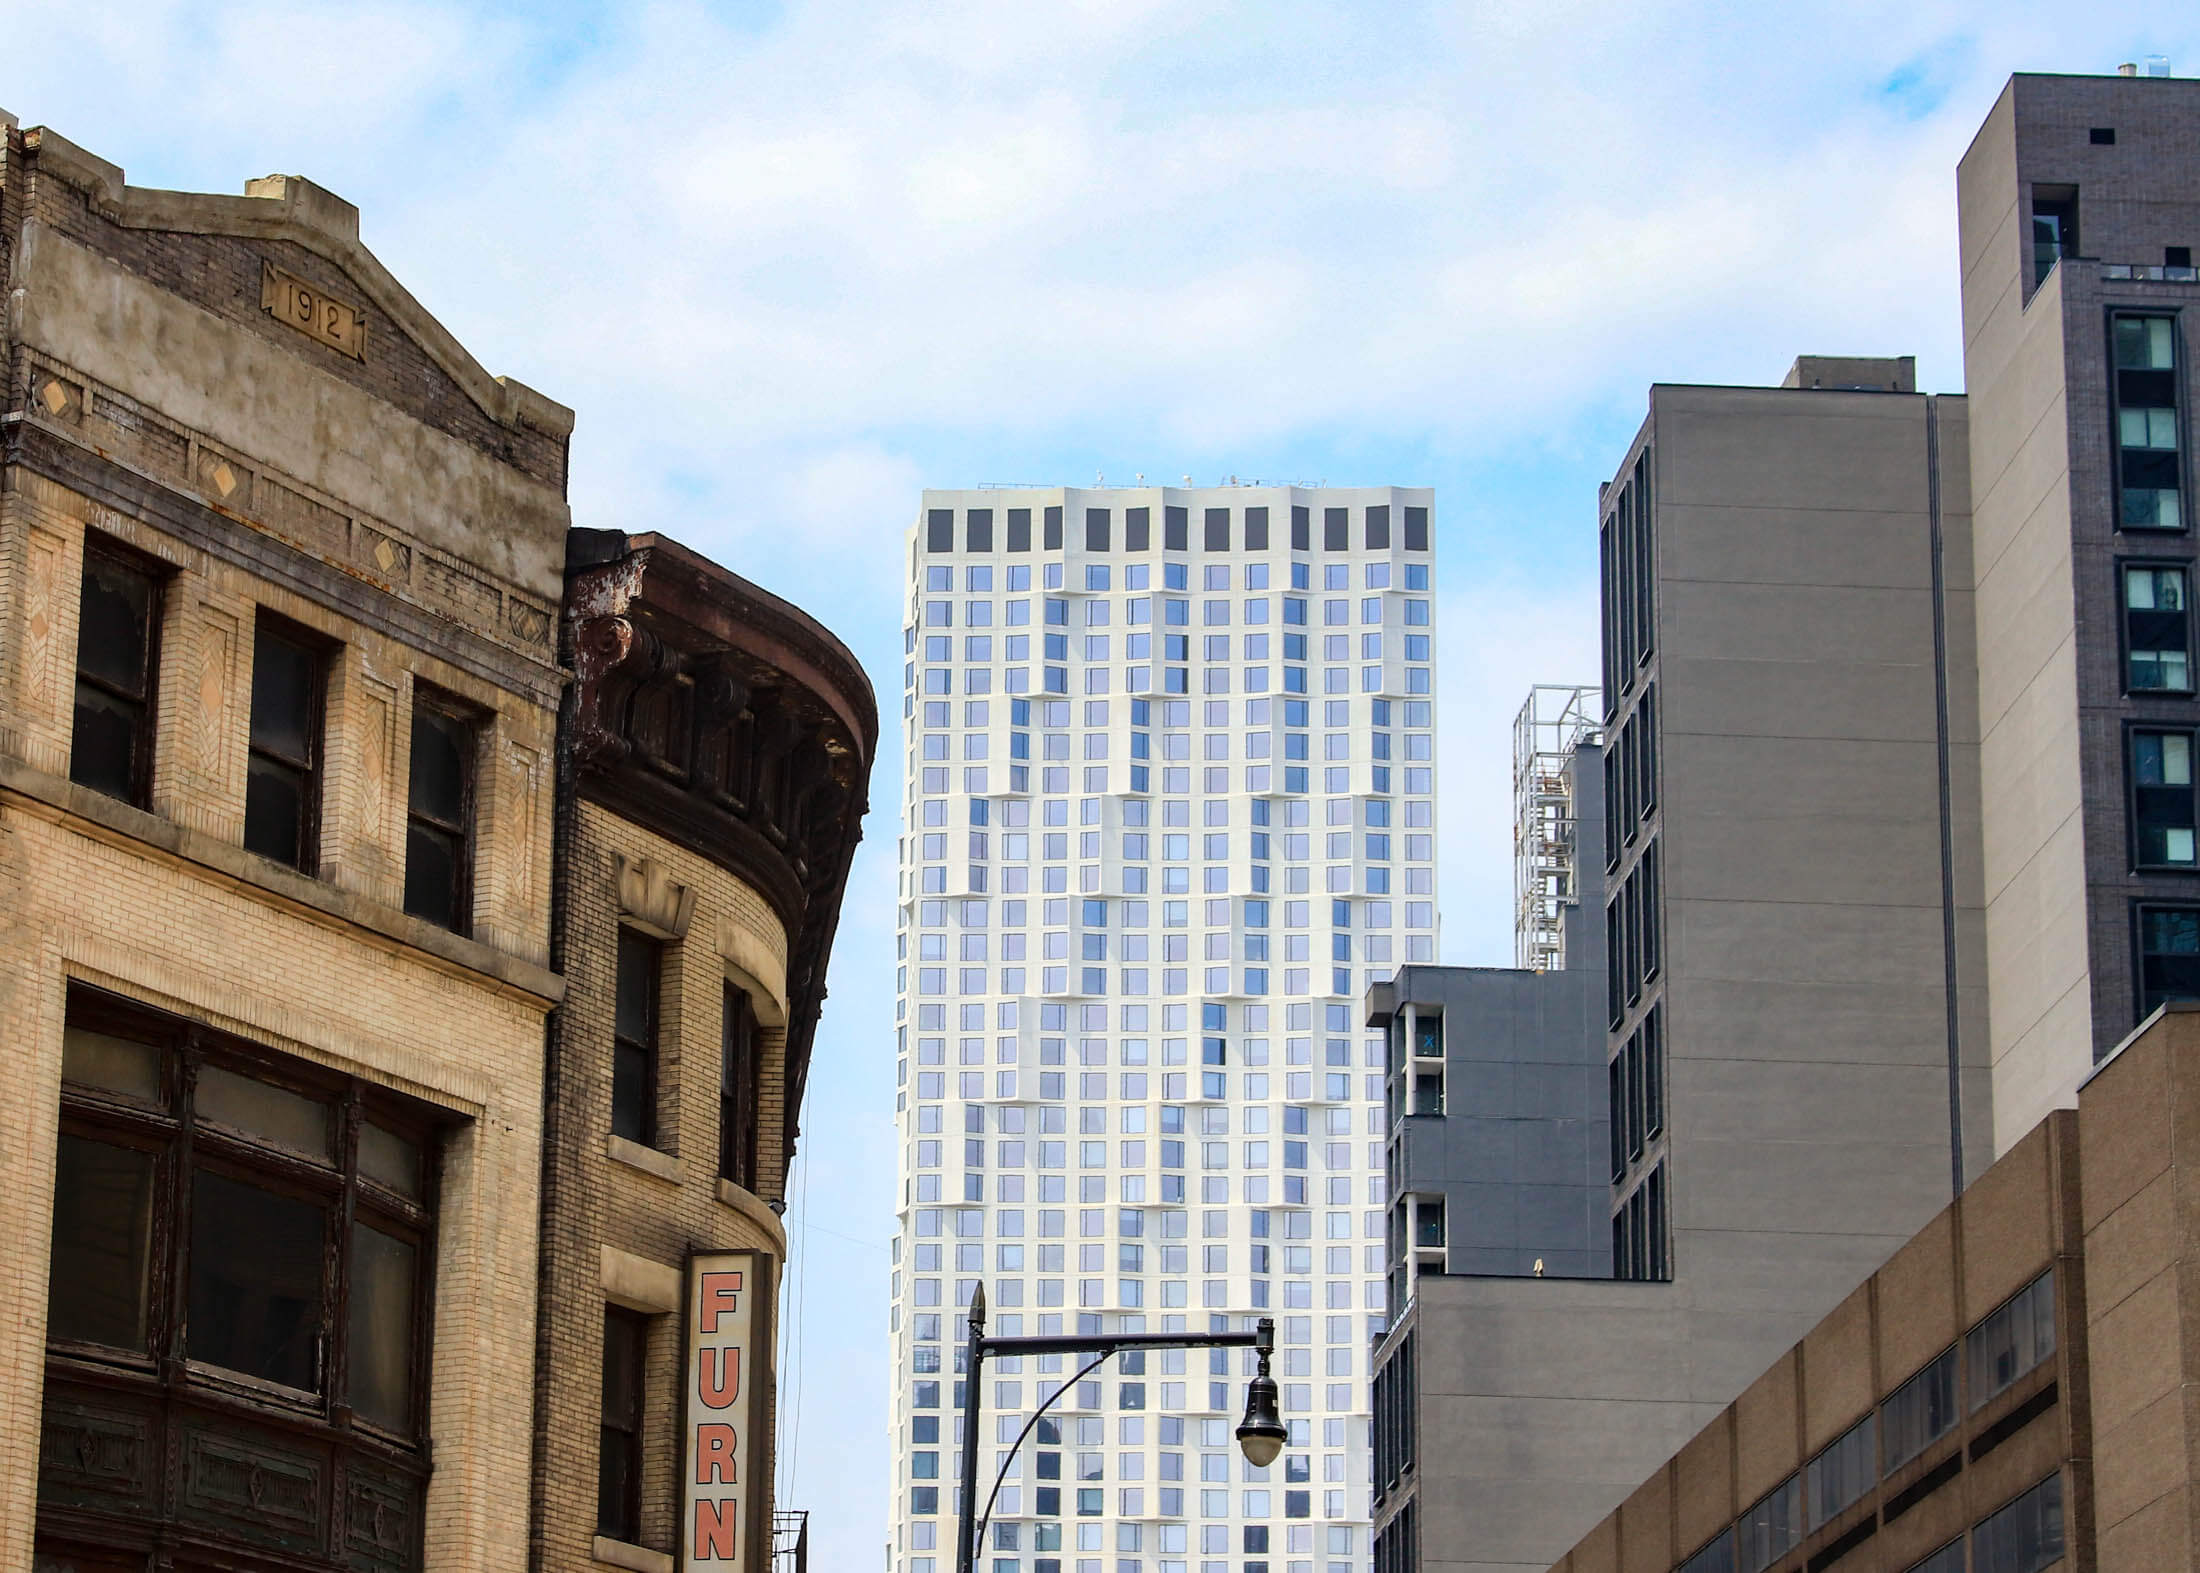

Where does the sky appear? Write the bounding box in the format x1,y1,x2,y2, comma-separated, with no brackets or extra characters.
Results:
9,4,2197,1561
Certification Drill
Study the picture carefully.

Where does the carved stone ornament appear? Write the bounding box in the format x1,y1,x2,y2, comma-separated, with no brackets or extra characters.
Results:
614,852,695,939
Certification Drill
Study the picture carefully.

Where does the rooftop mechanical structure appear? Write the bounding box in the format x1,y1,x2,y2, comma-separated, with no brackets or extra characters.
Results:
1512,684,1601,971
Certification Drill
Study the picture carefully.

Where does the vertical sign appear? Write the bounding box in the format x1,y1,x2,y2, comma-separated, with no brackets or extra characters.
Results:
683,1250,774,1570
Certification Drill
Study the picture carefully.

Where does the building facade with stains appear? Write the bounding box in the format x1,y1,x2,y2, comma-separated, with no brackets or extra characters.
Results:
1,119,570,1573
1,115,875,1573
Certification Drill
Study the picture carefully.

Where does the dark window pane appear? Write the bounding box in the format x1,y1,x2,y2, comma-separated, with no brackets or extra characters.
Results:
196,1062,330,1158
348,1221,417,1432
721,986,758,1188
598,1308,648,1540
49,1134,154,1351
408,705,469,829
616,931,657,1046
61,1024,161,1101
1806,1412,1875,1528
77,555,155,696
2142,906,2200,1014
187,1170,326,1392
71,685,145,801
250,630,318,763
612,1040,652,1145
359,1122,422,1200
1973,1472,2064,1573
404,822,462,929
244,755,308,866
1969,1270,2055,1411
1883,1348,1957,1472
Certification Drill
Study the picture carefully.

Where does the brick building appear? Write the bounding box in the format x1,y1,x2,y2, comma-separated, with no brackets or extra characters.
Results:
1,121,570,1571
0,117,875,1573
535,532,873,1573
1540,996,2200,1573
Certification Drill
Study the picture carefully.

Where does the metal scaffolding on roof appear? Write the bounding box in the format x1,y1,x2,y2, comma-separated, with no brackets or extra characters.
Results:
1513,684,1602,972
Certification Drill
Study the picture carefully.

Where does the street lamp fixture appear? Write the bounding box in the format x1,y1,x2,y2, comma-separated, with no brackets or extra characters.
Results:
953,1284,1283,1573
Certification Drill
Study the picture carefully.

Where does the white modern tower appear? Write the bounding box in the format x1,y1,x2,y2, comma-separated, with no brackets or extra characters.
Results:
889,486,1440,1573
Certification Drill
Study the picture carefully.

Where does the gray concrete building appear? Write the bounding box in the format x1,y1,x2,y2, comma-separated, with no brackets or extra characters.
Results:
1372,732,1610,1301
1372,358,1993,1573
1958,70,2200,1150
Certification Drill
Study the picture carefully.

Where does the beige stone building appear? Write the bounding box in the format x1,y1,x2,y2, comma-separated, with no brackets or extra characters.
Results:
1539,995,2200,1573
1,120,570,1571
0,115,876,1573
534,532,873,1573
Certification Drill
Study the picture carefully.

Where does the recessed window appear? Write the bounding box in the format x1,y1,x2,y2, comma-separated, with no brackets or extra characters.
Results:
46,985,440,1444
2132,729,2197,865
2090,126,2116,145
2139,904,2200,1017
1738,1473,1801,1573
1806,1411,1875,1529
2113,315,2182,531
2170,246,2193,270
2123,565,2192,690
1970,1472,2064,1573
244,618,326,869
1967,1269,2055,1411
613,929,660,1147
1881,1346,1957,1472
404,688,475,931
720,983,760,1190
598,1306,649,1541
2032,187,2078,288
71,537,163,805
1905,1540,1964,1573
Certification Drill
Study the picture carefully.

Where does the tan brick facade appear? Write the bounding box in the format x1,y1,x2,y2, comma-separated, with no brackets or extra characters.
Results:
538,532,875,1573
3,121,568,1573
533,803,795,1572
1,119,873,1573
1541,1002,2200,1573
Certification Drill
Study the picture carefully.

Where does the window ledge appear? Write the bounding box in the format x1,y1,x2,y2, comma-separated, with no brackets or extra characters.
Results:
606,1134,682,1183
592,1537,673,1573
715,1177,789,1254
0,753,562,1006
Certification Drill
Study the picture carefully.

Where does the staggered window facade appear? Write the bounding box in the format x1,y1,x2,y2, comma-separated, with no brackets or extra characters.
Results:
892,489,1437,1573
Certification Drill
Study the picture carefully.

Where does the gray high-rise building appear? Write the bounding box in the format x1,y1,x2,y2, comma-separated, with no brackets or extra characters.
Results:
1372,359,1991,1573
1371,65,2200,1573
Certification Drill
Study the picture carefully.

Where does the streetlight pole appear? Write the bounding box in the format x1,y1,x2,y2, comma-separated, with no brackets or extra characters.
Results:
953,1284,1285,1573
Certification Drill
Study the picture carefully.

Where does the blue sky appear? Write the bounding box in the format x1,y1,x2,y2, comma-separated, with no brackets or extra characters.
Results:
11,4,2197,1560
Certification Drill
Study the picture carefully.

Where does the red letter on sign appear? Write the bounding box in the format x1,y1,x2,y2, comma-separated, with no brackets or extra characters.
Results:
699,1271,745,1333
694,1498,739,1559
696,1422,740,1483
699,1347,743,1409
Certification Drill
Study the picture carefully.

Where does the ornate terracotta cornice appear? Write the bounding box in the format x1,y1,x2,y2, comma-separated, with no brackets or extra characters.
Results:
562,530,876,1176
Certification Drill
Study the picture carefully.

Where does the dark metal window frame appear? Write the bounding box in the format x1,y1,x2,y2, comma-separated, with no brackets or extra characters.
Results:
245,610,330,873
613,927,662,1149
2125,720,2200,870
597,1305,650,1542
720,983,761,1190
2107,306,2187,535
403,684,479,934
70,531,168,808
2133,899,2200,1023
2116,556,2197,695
48,981,441,1441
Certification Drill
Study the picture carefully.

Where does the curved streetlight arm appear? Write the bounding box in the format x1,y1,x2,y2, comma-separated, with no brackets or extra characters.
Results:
972,1349,1114,1557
